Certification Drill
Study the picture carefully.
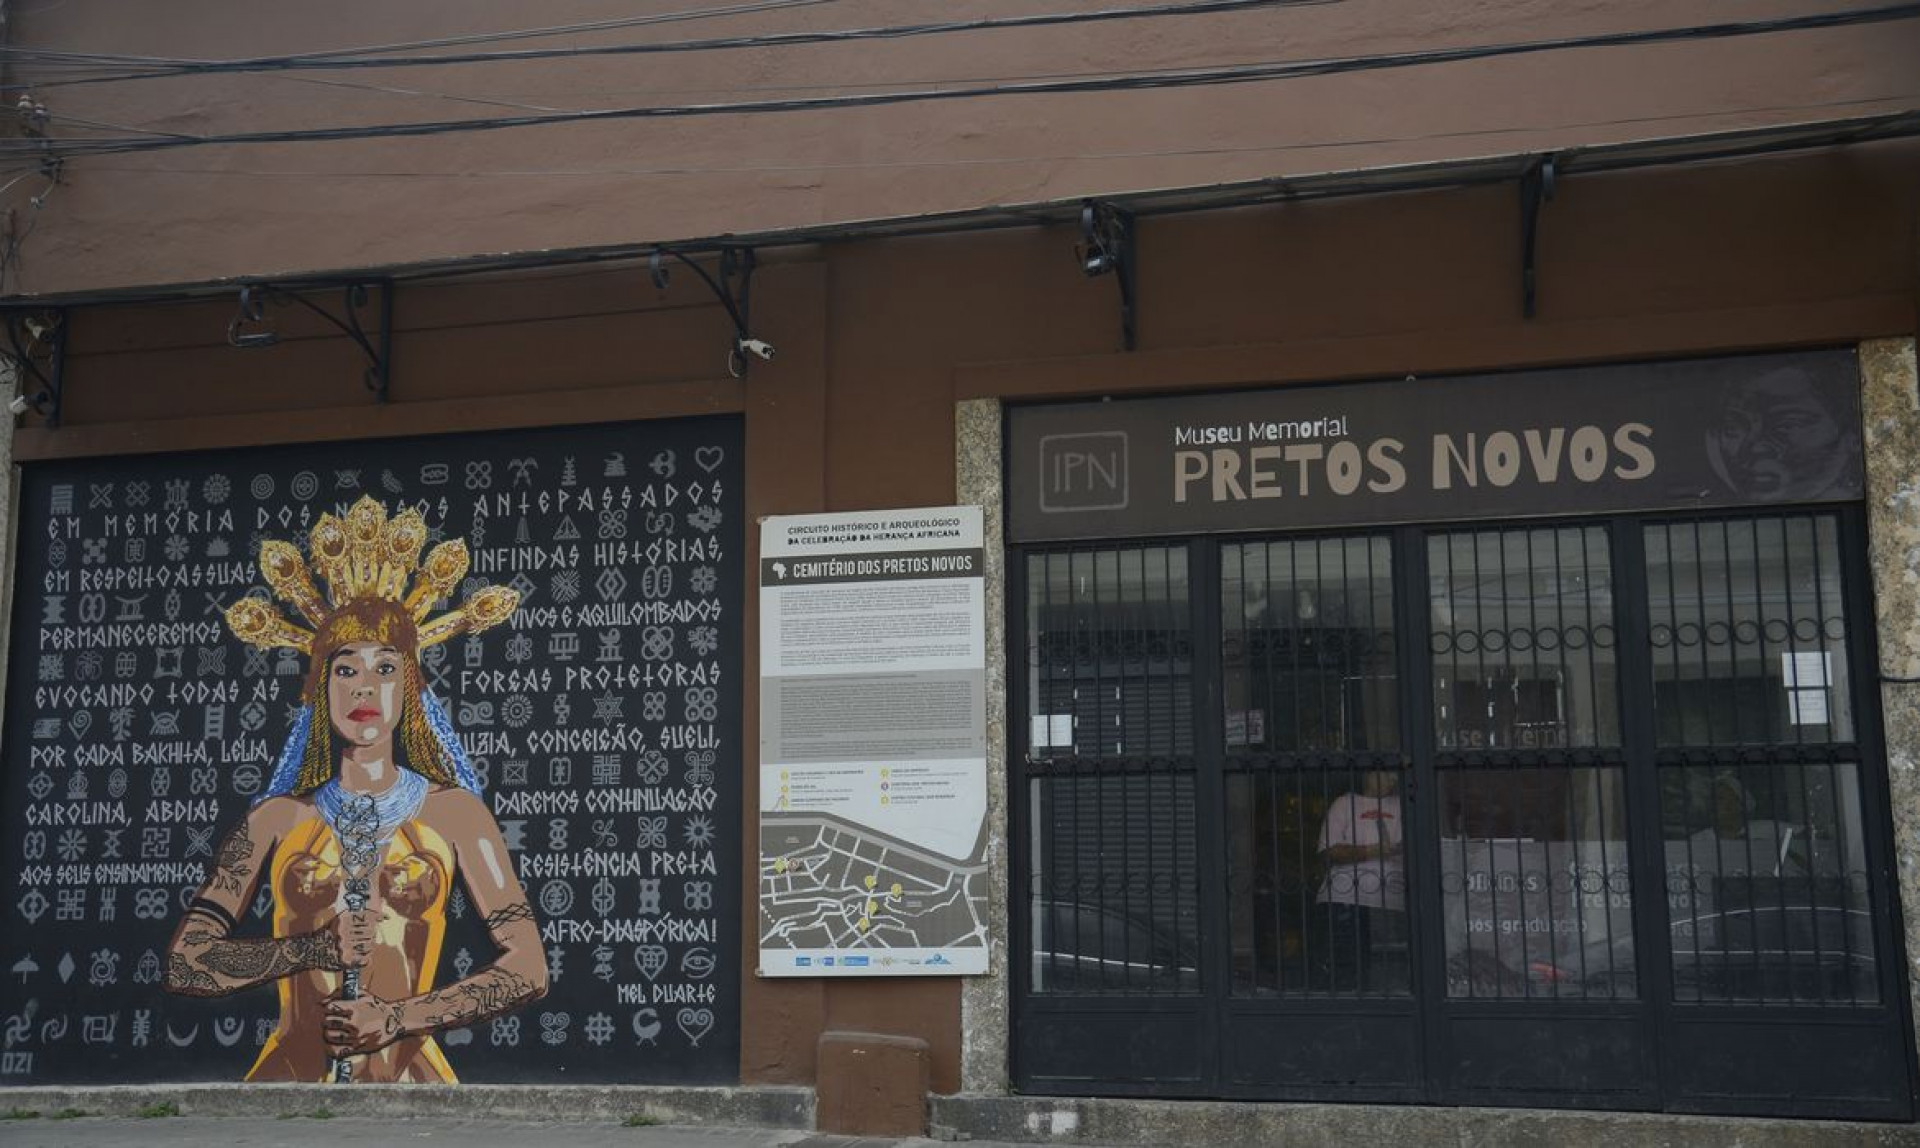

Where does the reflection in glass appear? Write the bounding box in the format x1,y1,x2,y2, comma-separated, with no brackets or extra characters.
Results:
1644,514,1853,745
1221,536,1397,754
1030,773,1201,995
1438,768,1636,1000
1661,763,1876,1005
1023,545,1200,997
1026,547,1192,760
1227,767,1409,997
1430,526,1619,751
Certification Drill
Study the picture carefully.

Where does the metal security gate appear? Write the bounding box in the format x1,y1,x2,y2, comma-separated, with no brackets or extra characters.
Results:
1010,509,1913,1117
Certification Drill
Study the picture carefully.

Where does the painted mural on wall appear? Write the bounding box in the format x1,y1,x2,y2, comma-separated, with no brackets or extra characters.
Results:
0,418,741,1083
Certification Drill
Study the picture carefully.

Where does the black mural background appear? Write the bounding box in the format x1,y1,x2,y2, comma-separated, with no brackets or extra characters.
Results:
0,416,742,1083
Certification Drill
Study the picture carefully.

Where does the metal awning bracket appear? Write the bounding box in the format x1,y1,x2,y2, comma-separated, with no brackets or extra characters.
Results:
1520,155,1557,319
649,246,766,379
226,280,393,401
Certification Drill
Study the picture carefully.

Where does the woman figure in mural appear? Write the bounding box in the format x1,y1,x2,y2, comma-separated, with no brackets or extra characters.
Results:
163,496,547,1083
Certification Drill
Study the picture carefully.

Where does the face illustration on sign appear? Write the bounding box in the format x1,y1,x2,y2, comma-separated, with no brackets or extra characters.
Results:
1705,365,1862,503
162,497,547,1084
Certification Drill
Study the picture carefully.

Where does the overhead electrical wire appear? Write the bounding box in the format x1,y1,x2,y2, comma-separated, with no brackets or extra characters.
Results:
2,4,1913,164
68,96,1916,181
0,0,849,76
0,0,1335,88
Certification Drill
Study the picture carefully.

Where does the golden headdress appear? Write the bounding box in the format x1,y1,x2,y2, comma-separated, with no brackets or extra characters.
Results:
224,495,519,653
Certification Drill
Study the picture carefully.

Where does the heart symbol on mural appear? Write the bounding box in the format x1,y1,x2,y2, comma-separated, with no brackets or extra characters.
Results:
634,944,669,982
677,1007,715,1048
694,446,724,473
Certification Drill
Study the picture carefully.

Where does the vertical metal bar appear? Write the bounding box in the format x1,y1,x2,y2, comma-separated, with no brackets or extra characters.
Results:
1390,527,1437,1092
1810,514,1837,739
1288,540,1304,760
1217,543,1235,994
1559,762,1584,996
1652,524,1701,1000
1340,536,1355,750
1780,516,1805,750
1189,538,1227,1083
1313,538,1329,751
1613,517,1670,1100
1507,531,1538,995
1748,518,1775,747
1011,551,1031,1009
1061,551,1083,997
1772,516,1811,996
1149,549,1164,977
1661,521,1688,746
1834,506,1906,1022
1798,516,1832,1003
1718,519,1740,744
1583,528,1608,996
1691,519,1715,747
1121,550,1137,995
1089,549,1110,991
1296,743,1314,996
1583,525,1608,752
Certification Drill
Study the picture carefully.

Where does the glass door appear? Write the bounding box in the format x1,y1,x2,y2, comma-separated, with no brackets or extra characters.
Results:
1419,523,1654,1104
1638,512,1909,1116
1216,534,1420,1096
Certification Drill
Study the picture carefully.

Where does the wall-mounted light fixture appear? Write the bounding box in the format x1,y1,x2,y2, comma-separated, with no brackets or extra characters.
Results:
1076,201,1137,351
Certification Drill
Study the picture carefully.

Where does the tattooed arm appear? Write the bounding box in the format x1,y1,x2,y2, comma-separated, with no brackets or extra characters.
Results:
165,797,369,997
324,789,547,1054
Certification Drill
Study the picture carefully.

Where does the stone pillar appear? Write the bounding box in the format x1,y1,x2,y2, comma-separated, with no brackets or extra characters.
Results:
1861,337,1920,1038
956,397,1011,1095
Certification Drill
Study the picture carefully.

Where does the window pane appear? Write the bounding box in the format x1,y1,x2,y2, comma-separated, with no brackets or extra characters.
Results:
1227,766,1411,998
1029,772,1201,995
1222,536,1397,753
1026,547,1192,759
1645,514,1853,746
1438,768,1636,1000
1430,526,1619,751
1661,762,1877,1005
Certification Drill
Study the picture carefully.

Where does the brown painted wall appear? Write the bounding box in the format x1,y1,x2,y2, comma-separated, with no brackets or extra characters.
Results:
9,143,1920,1094
2,1,1916,295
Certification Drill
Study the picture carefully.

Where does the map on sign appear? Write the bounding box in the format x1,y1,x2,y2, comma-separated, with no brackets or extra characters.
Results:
760,812,988,972
757,507,989,976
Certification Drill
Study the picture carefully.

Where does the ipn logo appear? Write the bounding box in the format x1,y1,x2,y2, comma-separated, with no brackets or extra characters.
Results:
1038,432,1128,513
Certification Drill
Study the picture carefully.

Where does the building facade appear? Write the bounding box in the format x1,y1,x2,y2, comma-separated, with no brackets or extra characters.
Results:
0,0,1916,1136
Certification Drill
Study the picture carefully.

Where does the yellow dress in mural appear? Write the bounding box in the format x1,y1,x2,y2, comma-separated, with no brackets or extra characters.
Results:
163,497,546,1084
250,818,459,1083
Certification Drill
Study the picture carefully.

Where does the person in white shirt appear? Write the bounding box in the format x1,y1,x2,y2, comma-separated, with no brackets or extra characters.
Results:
1316,770,1406,991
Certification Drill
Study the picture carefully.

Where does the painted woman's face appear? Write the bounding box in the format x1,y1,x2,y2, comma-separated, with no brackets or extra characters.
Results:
1707,368,1857,501
327,641,405,748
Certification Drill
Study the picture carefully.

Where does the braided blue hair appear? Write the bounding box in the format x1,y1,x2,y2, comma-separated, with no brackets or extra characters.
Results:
255,704,312,803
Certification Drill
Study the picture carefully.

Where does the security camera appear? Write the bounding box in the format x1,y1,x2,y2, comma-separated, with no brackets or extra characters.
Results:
8,394,31,416
737,338,776,362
